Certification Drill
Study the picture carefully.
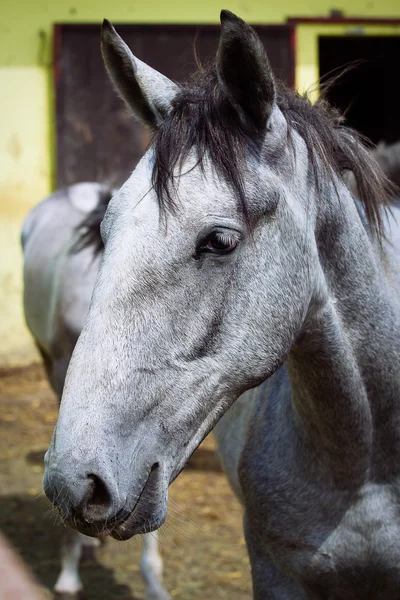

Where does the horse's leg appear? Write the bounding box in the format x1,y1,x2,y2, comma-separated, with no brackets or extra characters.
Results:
244,514,306,600
36,348,95,597
54,530,98,599
140,532,170,600
80,534,101,561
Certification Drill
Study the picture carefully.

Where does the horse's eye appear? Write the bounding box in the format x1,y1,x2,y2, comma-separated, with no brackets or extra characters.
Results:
199,231,238,254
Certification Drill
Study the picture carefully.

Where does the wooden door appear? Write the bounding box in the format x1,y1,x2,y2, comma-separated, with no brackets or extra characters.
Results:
54,23,294,188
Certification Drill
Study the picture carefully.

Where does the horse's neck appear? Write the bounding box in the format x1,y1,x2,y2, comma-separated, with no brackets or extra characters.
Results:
287,184,400,486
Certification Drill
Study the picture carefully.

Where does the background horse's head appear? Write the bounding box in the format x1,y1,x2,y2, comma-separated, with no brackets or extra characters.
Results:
43,11,386,541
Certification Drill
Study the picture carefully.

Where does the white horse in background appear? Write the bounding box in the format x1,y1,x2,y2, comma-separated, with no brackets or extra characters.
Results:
22,182,170,600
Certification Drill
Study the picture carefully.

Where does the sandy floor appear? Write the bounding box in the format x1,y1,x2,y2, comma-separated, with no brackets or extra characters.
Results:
0,365,252,599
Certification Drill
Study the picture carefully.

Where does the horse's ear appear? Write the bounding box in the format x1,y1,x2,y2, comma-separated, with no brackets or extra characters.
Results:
101,20,179,129
216,10,276,131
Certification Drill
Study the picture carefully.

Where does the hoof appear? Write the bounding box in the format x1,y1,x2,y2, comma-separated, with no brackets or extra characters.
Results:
54,593,84,600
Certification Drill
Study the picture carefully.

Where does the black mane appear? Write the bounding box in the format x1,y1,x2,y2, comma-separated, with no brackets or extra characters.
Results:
151,65,392,238
72,186,113,255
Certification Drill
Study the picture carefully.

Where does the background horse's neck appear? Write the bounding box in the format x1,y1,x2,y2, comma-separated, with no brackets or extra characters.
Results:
287,181,400,487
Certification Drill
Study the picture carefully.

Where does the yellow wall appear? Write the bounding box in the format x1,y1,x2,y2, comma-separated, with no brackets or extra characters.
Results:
1,0,400,366
0,66,52,366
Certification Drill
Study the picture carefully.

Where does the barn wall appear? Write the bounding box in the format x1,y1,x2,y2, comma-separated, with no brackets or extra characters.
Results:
1,0,399,367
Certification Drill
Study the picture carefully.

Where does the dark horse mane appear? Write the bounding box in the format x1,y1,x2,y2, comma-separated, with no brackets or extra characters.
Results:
152,66,393,238
72,186,113,255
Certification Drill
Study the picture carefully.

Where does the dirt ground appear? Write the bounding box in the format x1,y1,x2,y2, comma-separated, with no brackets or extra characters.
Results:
0,365,252,599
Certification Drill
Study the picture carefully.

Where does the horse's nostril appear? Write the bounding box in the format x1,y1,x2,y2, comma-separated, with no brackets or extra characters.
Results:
150,462,159,472
83,474,112,521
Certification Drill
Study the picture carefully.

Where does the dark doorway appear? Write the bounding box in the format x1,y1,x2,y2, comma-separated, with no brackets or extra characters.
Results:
55,24,294,188
319,36,400,145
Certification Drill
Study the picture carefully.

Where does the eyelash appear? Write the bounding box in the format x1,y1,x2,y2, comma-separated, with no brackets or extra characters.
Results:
197,231,239,255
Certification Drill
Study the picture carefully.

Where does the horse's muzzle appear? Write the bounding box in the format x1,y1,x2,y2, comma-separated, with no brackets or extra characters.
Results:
43,457,168,540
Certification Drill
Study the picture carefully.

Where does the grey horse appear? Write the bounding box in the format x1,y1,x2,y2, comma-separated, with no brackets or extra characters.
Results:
22,182,169,599
374,140,400,189
43,10,400,599
347,139,400,200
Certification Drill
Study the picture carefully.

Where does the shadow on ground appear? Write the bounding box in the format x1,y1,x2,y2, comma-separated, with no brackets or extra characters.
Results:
0,494,135,599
